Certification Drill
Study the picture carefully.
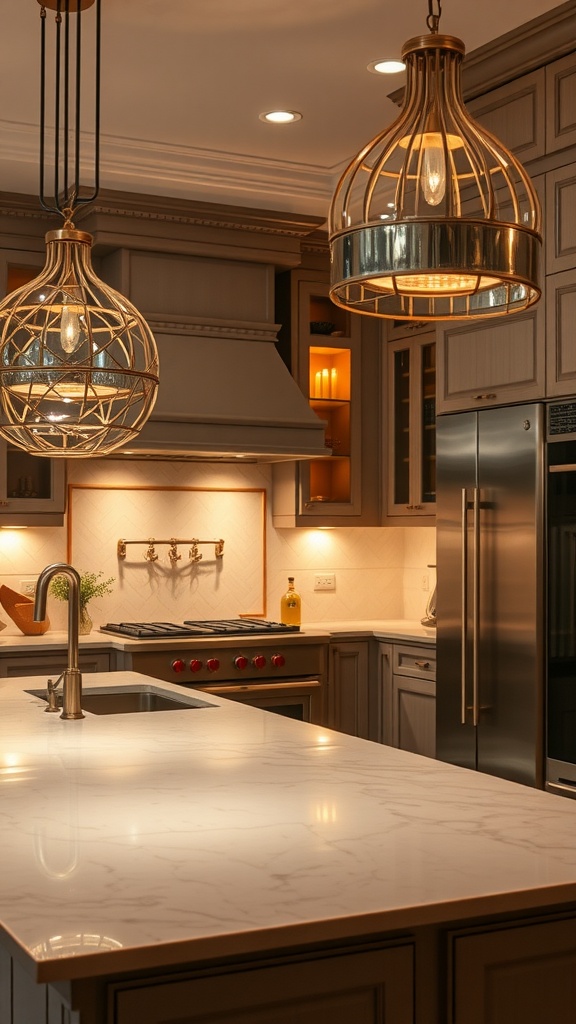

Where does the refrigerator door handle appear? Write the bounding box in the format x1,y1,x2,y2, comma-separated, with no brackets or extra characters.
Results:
461,488,468,725
472,486,481,727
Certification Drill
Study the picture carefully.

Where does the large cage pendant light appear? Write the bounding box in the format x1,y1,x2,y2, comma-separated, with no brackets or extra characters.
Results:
0,0,159,457
329,1,542,321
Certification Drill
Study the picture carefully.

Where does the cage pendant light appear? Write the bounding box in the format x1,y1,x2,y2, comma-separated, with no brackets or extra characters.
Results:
329,2,542,321
0,0,159,457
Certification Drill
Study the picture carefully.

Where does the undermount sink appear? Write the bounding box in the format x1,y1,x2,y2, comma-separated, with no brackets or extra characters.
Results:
26,687,216,716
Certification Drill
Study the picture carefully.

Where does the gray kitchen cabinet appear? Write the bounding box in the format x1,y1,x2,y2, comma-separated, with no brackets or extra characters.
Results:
0,250,67,527
450,914,576,1024
546,50,576,154
546,161,576,275
436,301,546,414
273,268,381,527
0,650,111,677
467,67,546,163
328,639,374,739
546,267,576,397
391,644,436,759
376,641,393,745
385,334,436,522
110,943,414,1024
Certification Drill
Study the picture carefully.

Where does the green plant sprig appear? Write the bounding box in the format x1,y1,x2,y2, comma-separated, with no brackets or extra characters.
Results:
49,571,115,608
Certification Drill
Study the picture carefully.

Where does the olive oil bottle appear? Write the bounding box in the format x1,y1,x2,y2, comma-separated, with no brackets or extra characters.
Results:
280,576,301,626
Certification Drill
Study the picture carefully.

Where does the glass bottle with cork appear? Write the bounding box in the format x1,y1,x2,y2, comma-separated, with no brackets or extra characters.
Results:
280,576,301,626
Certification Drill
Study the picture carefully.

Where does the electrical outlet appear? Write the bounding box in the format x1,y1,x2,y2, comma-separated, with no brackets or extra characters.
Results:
19,579,37,598
314,573,336,592
421,574,429,592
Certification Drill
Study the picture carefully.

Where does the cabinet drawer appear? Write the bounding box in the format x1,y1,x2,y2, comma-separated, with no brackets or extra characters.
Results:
393,645,436,680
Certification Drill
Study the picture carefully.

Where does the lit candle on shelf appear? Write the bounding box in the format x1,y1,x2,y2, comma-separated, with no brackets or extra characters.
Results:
314,371,322,398
322,368,330,397
330,367,338,397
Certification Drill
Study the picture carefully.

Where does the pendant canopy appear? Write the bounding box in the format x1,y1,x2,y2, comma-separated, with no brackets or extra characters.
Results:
329,29,542,320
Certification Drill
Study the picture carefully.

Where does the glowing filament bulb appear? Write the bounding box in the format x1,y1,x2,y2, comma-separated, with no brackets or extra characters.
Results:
420,133,446,206
60,305,83,354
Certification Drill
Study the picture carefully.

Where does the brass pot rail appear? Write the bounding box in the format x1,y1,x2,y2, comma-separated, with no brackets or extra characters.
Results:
117,538,225,566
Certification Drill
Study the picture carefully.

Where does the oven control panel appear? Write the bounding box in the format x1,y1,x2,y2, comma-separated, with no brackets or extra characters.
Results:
128,642,327,685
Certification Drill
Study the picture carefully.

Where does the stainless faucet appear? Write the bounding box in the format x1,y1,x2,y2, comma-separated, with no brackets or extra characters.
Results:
34,563,84,720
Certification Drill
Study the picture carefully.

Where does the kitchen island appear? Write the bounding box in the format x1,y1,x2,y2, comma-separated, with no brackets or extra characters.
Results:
1,671,576,1024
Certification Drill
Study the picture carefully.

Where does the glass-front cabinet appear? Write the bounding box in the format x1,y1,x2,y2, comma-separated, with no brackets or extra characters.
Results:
0,252,67,526
273,269,379,527
0,441,66,525
386,334,436,520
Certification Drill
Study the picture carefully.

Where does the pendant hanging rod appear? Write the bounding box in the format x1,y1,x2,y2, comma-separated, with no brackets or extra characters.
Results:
426,0,442,33
39,0,100,222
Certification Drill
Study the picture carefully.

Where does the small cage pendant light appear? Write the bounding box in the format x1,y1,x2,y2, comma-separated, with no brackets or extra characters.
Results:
329,1,542,321
0,0,159,457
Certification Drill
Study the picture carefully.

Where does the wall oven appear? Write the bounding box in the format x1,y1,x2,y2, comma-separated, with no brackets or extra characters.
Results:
547,402,576,797
104,620,327,725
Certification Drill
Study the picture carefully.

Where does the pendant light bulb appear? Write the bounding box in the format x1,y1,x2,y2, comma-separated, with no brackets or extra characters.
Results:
60,304,83,354
421,133,446,206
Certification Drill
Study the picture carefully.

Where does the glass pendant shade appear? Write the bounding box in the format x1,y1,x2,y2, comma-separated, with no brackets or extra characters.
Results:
0,229,159,456
329,33,542,320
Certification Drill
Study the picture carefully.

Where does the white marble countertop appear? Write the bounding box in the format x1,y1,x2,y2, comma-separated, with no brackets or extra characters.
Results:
1,670,576,985
0,619,434,653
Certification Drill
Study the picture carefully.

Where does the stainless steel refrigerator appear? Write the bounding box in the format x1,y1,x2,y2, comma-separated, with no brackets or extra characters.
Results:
436,403,545,787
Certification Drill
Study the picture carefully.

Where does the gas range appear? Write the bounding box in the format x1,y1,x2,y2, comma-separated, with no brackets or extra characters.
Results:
100,619,300,640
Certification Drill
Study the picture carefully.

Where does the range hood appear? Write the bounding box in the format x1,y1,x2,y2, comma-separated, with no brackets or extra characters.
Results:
112,316,329,462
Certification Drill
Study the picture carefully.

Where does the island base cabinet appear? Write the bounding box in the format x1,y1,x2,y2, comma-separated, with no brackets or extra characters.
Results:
450,916,576,1024
108,945,414,1024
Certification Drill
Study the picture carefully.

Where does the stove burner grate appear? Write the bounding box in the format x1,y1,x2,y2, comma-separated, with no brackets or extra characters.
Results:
100,619,300,639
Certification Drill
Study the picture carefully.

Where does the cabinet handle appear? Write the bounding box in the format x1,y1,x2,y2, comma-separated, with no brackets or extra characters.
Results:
472,486,481,728
473,393,497,400
414,660,430,669
461,488,468,725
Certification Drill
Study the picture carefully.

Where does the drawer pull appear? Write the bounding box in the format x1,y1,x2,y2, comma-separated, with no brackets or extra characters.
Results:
414,660,431,669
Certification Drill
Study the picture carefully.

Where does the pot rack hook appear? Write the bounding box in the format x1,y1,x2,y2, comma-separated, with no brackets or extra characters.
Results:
145,539,158,562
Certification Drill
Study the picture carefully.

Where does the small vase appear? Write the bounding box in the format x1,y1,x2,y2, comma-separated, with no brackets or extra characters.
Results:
79,606,93,636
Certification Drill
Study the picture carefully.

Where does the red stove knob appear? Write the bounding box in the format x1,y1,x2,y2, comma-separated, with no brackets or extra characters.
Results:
206,658,220,673
171,658,186,674
189,658,203,673
271,654,285,668
234,655,249,670
252,654,266,670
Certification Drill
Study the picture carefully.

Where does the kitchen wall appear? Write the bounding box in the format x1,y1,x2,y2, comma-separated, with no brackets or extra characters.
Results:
0,459,435,632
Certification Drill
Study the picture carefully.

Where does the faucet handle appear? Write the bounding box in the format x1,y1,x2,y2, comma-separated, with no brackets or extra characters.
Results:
45,675,63,713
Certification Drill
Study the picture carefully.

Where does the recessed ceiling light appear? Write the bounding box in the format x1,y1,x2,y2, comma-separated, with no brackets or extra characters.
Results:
367,59,406,75
259,110,302,124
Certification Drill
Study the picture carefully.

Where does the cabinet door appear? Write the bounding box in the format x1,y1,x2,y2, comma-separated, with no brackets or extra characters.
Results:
467,68,546,162
386,335,436,520
391,644,436,759
0,252,67,526
273,270,380,528
377,641,393,746
329,641,371,738
436,303,545,413
0,651,111,677
546,267,576,396
546,162,576,275
451,916,576,1024
546,51,576,154
111,944,414,1024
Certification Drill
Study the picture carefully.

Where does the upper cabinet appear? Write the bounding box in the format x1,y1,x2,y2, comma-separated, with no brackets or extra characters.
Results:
385,334,436,521
467,69,546,163
273,268,380,527
0,250,66,526
545,51,576,154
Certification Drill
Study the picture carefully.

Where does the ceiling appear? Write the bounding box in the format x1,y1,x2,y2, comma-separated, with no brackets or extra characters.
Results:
0,0,564,225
